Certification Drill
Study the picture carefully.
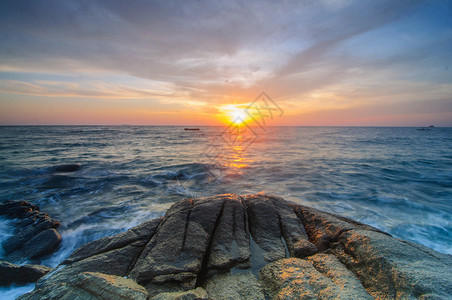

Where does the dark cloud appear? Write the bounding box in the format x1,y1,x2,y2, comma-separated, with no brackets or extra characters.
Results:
0,1,424,71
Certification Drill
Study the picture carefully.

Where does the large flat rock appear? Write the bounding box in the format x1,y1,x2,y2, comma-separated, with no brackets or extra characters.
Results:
19,194,452,299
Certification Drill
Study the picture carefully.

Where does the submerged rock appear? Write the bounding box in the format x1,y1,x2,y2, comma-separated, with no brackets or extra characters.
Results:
52,163,81,172
0,261,52,286
0,200,61,262
19,194,452,299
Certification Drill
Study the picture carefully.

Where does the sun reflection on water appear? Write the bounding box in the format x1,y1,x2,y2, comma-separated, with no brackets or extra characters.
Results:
229,145,249,170
219,125,257,176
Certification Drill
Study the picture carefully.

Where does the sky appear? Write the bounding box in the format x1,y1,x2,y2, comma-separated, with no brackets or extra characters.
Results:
0,0,451,126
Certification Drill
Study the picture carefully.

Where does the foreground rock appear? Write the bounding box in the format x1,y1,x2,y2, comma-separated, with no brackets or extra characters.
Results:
150,287,208,300
20,272,148,300
0,200,61,262
20,194,452,299
205,271,265,299
260,256,373,299
0,261,52,286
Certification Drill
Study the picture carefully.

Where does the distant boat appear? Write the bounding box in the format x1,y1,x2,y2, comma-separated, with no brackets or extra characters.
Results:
417,125,435,131
184,128,200,131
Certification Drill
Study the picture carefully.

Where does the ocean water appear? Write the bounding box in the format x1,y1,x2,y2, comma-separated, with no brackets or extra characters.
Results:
0,126,451,297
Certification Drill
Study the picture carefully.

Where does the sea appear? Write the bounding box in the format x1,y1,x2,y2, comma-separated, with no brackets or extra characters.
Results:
0,126,451,298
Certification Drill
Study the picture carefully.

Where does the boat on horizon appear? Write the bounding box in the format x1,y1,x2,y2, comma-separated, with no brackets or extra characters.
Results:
184,128,200,131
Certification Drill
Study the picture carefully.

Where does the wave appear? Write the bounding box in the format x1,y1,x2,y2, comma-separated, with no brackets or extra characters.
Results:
0,283,35,300
151,163,216,181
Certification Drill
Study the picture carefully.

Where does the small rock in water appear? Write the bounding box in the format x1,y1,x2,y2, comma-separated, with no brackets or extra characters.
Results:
0,200,39,217
0,200,61,262
21,228,62,259
52,163,81,172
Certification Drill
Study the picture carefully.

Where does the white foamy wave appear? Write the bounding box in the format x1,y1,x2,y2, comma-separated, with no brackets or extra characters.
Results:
0,217,14,258
41,210,163,267
0,283,35,300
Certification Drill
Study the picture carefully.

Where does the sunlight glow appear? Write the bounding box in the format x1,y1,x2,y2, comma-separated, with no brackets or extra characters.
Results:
219,104,251,125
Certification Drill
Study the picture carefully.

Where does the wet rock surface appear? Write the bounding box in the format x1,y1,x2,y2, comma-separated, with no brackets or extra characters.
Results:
19,194,452,299
0,200,61,262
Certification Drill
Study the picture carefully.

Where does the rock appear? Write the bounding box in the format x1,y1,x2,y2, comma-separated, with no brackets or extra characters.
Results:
150,287,208,300
307,253,374,299
33,215,60,232
2,226,37,255
293,203,452,298
259,257,373,299
64,218,161,264
206,195,251,274
0,261,52,286
0,200,61,261
205,272,265,300
291,203,386,251
0,200,39,218
3,216,60,256
330,228,452,299
22,228,62,259
59,242,146,277
52,163,81,172
265,195,318,258
129,195,229,290
244,195,286,263
19,271,148,300
55,218,162,279
19,194,452,300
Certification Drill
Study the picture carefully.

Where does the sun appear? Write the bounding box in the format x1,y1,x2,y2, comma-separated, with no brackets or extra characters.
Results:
219,104,250,125
229,108,248,124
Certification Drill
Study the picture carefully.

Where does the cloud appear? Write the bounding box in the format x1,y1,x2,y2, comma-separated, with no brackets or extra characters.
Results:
0,0,451,125
0,1,424,77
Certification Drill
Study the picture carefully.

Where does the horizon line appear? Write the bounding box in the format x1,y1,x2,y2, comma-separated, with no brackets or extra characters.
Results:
0,124,448,128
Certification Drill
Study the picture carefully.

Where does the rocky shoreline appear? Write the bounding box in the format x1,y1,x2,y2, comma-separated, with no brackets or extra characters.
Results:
3,194,452,299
